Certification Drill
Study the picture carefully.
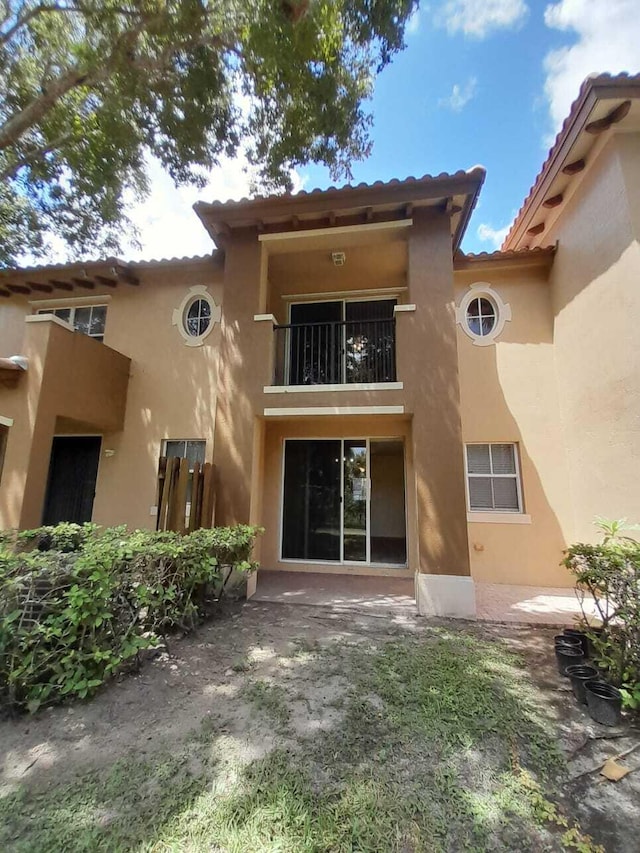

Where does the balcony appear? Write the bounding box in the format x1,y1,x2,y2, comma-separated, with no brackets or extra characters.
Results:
273,316,397,387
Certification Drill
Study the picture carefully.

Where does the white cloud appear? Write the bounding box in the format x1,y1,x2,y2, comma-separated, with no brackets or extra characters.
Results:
436,0,529,39
543,0,640,133
406,7,421,36
477,221,512,248
121,156,306,262
439,77,478,112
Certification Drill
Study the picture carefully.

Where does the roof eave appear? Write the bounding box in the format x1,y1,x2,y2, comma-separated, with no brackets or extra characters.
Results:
503,73,640,250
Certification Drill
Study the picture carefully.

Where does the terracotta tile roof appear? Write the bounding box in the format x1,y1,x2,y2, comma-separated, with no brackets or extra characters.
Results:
457,246,556,261
196,168,486,209
502,72,640,249
1,253,217,276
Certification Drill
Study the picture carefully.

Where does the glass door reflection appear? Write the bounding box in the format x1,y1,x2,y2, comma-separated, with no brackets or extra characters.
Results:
343,440,368,561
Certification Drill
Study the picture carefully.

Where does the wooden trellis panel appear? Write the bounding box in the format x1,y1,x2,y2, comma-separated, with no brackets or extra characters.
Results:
156,456,216,533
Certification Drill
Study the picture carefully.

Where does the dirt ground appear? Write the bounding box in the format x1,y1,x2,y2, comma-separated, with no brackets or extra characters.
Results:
1,600,639,852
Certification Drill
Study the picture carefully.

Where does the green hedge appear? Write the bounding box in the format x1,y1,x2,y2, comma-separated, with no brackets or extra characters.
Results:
0,523,261,713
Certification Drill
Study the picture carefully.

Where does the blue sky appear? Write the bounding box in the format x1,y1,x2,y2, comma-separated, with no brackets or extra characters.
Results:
124,0,640,260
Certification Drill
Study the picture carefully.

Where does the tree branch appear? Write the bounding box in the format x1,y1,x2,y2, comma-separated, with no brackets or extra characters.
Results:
0,18,242,154
0,131,73,181
0,65,98,152
0,3,86,47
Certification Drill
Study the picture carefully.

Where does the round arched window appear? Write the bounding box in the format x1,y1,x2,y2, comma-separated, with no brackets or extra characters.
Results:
172,286,221,346
455,283,511,346
185,297,212,338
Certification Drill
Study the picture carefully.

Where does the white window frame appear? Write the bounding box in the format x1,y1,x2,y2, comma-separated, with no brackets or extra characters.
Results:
464,442,525,516
161,439,206,469
36,304,108,341
172,286,221,347
456,283,511,346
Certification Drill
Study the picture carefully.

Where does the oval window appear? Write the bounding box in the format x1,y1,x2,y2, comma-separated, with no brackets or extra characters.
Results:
185,297,212,338
466,296,496,338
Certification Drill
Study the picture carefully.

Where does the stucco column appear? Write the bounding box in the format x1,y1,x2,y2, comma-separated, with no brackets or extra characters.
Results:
0,321,54,529
401,211,474,616
213,229,271,526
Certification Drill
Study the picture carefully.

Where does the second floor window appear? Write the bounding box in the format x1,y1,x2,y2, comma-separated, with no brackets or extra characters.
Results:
37,305,107,342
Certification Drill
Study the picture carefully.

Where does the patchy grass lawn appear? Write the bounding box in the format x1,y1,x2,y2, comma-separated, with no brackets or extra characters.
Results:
0,608,607,852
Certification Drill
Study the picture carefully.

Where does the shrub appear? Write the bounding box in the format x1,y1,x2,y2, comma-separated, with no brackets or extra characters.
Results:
563,519,640,711
0,523,261,713
16,522,98,553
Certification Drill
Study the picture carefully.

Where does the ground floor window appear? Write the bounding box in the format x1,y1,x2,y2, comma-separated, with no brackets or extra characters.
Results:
465,443,523,512
162,439,206,468
161,440,206,503
281,438,407,565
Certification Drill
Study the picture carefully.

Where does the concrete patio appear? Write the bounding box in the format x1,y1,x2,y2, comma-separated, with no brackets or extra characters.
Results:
252,570,597,626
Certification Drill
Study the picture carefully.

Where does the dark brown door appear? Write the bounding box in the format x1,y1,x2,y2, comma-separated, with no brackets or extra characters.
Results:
43,437,101,525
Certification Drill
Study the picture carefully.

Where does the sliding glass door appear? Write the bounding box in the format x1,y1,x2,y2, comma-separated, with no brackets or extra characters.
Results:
282,438,406,565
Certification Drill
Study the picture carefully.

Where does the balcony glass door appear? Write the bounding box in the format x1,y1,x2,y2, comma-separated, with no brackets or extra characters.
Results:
345,300,397,384
282,440,341,561
282,438,406,566
278,298,397,386
288,302,342,385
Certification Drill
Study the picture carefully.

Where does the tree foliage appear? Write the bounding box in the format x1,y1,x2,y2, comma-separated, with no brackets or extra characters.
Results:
0,0,416,264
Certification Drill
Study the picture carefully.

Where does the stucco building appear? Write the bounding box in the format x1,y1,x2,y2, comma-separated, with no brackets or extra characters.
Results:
1,73,639,617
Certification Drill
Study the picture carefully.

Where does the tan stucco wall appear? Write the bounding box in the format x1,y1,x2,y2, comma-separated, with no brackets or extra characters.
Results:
0,300,28,356
0,319,131,528
455,266,573,586
92,260,223,529
547,132,640,542
0,258,222,530
214,212,470,578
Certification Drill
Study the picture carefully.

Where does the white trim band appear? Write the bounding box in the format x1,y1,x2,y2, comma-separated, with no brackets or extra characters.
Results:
254,313,276,322
264,382,403,394
264,405,405,417
259,219,413,244
281,286,408,303
30,295,112,309
0,415,14,427
467,512,531,524
25,314,74,331
394,304,416,313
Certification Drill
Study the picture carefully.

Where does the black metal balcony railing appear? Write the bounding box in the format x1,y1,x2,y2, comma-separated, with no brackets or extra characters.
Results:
273,318,396,386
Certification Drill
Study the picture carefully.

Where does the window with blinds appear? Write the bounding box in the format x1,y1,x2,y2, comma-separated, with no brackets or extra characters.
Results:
465,443,522,512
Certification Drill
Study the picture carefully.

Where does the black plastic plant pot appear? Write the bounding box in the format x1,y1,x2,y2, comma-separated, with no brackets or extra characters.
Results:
563,628,589,657
565,664,599,704
554,634,581,649
585,680,622,726
555,645,584,676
